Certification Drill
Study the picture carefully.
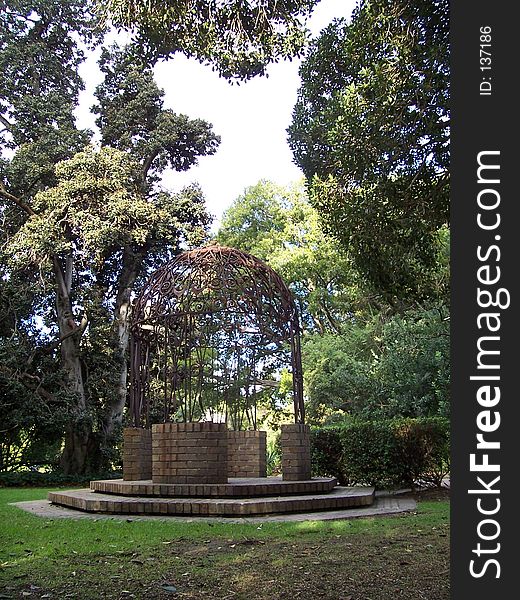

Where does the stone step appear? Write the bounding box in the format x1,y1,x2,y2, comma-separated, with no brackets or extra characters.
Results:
90,476,337,498
49,486,375,517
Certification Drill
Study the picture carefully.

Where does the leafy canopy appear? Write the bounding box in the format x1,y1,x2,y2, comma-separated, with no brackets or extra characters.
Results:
302,306,450,424
217,180,377,334
95,0,320,80
0,0,98,195
288,0,450,301
7,146,209,270
93,45,221,184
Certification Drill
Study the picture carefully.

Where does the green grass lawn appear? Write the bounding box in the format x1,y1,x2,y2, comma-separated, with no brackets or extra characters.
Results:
0,487,450,600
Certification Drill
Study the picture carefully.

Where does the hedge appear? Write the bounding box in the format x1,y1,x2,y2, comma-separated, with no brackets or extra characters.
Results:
0,470,122,488
311,417,450,489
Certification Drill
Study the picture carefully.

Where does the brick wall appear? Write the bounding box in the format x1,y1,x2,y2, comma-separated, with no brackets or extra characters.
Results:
151,422,228,484
281,423,311,481
227,430,267,478
123,427,152,481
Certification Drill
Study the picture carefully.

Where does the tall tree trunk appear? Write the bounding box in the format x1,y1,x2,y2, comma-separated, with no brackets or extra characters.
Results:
53,255,90,475
102,247,143,443
1,194,92,474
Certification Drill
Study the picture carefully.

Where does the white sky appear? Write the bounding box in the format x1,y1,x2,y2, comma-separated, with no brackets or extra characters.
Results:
76,0,356,229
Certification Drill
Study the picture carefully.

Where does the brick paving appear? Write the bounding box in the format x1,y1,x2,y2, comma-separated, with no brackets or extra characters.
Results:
13,495,416,523
47,485,375,517
90,476,337,497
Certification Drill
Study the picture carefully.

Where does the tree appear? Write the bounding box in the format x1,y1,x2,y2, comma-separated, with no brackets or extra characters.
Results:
302,305,450,423
288,0,449,301
1,4,219,473
0,0,98,192
218,181,450,424
1,0,99,472
6,146,212,471
96,0,320,80
217,180,379,334
94,45,220,182
0,257,71,472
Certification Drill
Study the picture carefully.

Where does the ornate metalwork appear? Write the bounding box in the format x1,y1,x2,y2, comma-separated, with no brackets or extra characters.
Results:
129,243,305,429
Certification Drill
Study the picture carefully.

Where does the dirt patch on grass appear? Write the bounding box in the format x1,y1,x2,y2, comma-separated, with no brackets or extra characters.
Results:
2,507,450,600
155,529,450,600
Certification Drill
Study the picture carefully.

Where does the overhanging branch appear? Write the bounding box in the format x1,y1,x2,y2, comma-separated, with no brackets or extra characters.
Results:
0,183,36,216
0,113,13,132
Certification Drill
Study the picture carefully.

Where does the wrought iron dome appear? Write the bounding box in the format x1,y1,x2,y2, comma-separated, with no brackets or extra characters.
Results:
129,243,304,429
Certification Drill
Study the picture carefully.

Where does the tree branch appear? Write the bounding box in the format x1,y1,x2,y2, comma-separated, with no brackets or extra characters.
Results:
52,256,69,300
38,313,88,356
78,312,89,337
65,254,73,294
0,364,56,403
142,148,160,183
0,183,36,216
0,113,13,132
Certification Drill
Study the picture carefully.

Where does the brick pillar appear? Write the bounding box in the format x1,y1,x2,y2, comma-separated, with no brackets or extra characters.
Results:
152,422,228,484
281,423,311,481
227,430,267,478
123,427,152,481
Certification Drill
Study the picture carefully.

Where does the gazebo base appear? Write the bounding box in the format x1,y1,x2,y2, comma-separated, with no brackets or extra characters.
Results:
90,475,337,498
48,482,374,517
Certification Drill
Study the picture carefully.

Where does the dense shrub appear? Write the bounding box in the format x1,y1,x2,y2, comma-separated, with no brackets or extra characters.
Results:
338,420,405,487
309,426,346,484
311,417,449,489
0,470,122,488
303,305,450,423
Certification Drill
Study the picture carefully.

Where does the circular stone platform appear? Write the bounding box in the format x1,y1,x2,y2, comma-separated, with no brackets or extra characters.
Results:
48,485,375,517
90,476,337,498
16,495,416,522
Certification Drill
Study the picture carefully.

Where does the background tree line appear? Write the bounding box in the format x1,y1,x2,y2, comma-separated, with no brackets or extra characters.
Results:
218,0,449,428
0,0,449,475
217,179,449,426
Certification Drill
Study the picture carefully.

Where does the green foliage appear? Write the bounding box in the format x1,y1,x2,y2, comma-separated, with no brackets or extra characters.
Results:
0,470,121,487
0,0,98,192
308,426,344,482
0,331,71,472
0,264,72,472
7,146,210,270
218,180,377,333
340,420,402,487
302,304,450,422
288,0,450,301
218,182,450,426
96,0,319,80
311,417,450,488
266,434,282,476
93,45,220,183
1,5,219,473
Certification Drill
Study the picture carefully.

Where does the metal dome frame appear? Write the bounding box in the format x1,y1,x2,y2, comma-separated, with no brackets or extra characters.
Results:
129,243,304,429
